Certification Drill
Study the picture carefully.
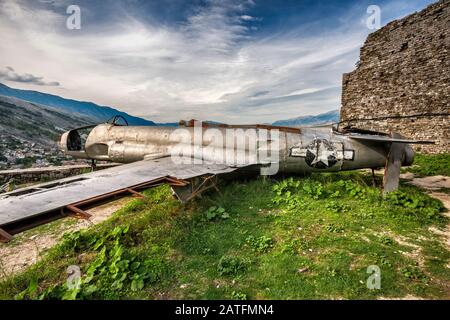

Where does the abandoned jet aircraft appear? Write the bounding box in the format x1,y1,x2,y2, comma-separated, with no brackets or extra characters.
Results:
0,115,432,242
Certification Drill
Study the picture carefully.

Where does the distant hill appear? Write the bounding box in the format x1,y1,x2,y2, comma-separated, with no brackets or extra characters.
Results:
272,110,340,127
0,95,93,146
157,122,180,127
0,83,155,126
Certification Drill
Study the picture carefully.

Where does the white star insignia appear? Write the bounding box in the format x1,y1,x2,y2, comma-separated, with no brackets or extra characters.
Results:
310,142,335,166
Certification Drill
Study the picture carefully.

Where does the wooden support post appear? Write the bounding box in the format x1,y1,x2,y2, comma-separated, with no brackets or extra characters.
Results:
0,228,13,242
66,204,92,219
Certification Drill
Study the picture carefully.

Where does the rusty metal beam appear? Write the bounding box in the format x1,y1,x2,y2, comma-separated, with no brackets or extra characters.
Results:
165,176,190,187
184,174,220,202
69,177,167,208
66,204,92,220
127,188,144,198
0,228,13,242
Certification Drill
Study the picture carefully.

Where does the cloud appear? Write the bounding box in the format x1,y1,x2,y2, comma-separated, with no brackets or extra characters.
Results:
0,0,436,123
0,66,60,86
240,15,260,21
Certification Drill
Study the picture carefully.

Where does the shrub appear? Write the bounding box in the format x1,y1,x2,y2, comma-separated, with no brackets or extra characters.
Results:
217,256,250,276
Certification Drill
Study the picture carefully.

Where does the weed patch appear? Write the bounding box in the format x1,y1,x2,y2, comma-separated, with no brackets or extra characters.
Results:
217,256,250,276
403,153,450,177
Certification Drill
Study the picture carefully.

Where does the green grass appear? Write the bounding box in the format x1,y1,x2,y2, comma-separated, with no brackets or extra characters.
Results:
403,153,450,177
0,171,449,300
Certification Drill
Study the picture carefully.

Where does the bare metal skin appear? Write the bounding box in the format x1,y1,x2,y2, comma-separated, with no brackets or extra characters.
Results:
60,121,417,178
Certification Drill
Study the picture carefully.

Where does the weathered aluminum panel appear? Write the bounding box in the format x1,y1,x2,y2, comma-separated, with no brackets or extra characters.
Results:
0,157,244,227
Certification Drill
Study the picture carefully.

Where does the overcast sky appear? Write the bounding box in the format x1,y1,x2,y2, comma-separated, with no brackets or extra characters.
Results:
0,0,436,123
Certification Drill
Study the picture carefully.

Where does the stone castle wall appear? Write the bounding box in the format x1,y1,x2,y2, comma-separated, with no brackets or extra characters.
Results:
340,0,449,153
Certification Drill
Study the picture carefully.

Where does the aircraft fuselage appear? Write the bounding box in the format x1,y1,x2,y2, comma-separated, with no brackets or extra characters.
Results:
60,122,414,174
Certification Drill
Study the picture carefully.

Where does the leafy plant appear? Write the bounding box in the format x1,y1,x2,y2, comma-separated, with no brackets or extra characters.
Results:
301,180,324,199
217,256,250,276
280,239,300,255
337,180,366,199
370,253,392,267
324,223,344,233
272,178,317,208
400,266,428,282
325,201,349,213
245,235,274,253
20,225,166,300
379,236,394,246
205,206,230,221
330,190,341,198
231,291,247,300
15,278,38,300
385,190,444,219
272,179,299,205
326,267,337,277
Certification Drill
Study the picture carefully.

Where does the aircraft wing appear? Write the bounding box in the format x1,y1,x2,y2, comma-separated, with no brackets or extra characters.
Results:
0,157,251,239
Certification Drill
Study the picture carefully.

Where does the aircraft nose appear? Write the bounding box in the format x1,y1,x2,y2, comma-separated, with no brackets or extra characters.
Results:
403,145,415,166
59,130,71,152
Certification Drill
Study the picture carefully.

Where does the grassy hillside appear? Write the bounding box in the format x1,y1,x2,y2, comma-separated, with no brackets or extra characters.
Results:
0,83,155,126
0,95,92,145
1,169,448,300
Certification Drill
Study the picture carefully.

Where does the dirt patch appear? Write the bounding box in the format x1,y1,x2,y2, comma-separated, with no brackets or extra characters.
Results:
0,197,133,279
377,231,425,268
404,175,450,190
400,174,450,253
399,172,416,180
377,173,450,273
397,242,425,268
428,192,450,217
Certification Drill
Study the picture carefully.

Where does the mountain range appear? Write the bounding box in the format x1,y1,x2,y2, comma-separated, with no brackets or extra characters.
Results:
272,109,340,127
0,95,92,146
0,82,339,128
0,83,155,126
